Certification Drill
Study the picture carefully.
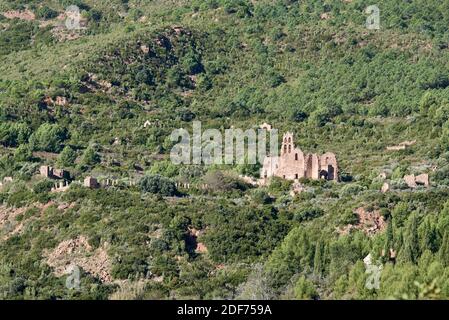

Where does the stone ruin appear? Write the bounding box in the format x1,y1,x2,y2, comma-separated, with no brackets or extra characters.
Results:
42,96,68,107
261,132,339,182
381,248,397,263
51,181,70,193
84,176,100,189
102,178,119,187
386,140,416,151
40,166,71,180
175,182,209,190
82,177,137,189
404,174,430,188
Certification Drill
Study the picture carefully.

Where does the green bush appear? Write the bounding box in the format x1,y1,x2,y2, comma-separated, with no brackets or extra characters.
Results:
138,174,177,196
251,189,272,205
294,207,324,223
29,123,67,153
338,209,359,226
33,179,54,194
35,6,58,20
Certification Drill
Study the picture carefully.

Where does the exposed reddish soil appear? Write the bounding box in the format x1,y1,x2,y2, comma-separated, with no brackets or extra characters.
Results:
338,207,386,236
2,10,35,21
44,235,112,283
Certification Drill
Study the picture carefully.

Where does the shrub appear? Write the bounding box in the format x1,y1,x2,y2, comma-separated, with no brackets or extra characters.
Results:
138,174,177,196
294,207,324,222
340,183,366,197
35,6,58,20
338,209,359,226
33,179,54,194
202,171,249,192
251,189,272,205
149,161,179,178
268,177,292,193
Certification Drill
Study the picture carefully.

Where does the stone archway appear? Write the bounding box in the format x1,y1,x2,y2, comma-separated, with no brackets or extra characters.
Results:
320,152,338,181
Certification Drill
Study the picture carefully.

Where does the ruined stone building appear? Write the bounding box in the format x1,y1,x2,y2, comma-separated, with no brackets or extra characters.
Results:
40,166,71,180
84,176,100,189
261,132,339,182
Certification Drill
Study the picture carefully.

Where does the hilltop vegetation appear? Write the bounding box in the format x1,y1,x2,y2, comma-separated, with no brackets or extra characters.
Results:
0,0,449,299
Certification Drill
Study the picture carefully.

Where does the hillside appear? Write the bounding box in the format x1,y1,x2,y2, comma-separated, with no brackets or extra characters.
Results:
0,0,449,300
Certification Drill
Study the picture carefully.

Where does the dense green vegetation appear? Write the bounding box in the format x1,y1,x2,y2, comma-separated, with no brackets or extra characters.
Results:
0,0,449,300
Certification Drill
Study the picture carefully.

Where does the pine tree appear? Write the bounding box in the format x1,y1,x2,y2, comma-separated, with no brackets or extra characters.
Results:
439,231,449,267
58,146,77,167
81,145,100,166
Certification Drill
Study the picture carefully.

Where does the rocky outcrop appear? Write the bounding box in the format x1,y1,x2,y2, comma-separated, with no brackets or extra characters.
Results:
381,182,390,193
339,207,386,236
44,236,112,283
404,173,430,188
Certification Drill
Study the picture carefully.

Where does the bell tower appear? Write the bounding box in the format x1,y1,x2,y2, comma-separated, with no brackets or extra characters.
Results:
282,132,294,155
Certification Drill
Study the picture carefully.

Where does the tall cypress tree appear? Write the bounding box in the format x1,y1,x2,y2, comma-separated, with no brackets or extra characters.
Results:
384,218,394,253
323,243,330,275
439,231,449,267
421,220,438,253
313,241,323,276
401,213,420,264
